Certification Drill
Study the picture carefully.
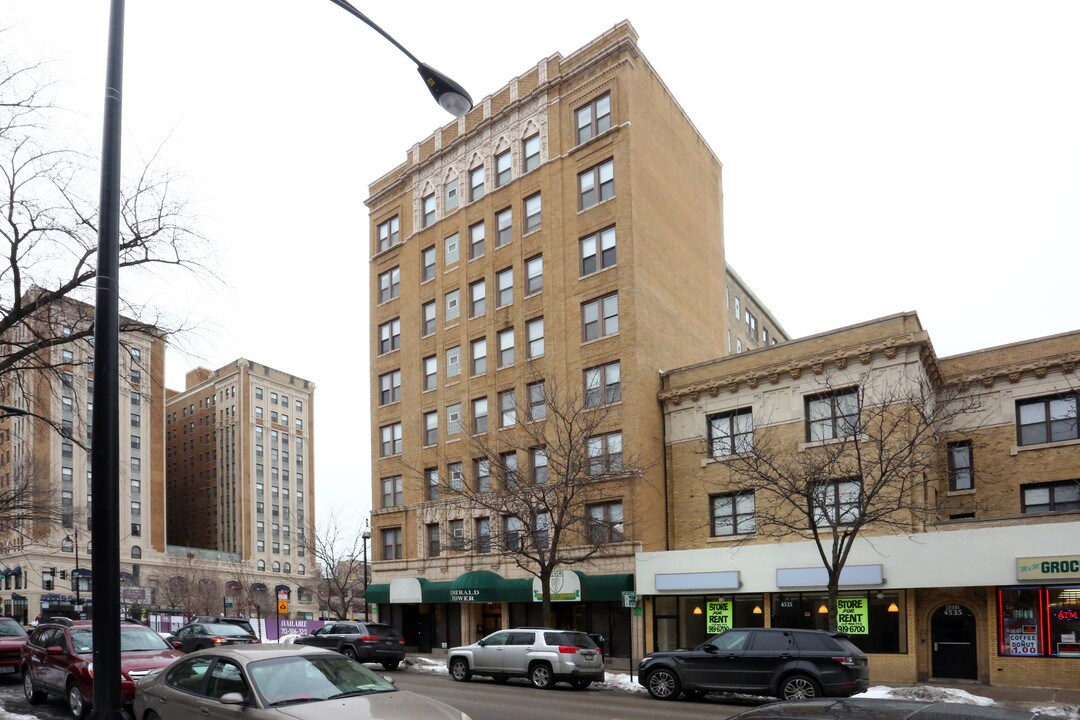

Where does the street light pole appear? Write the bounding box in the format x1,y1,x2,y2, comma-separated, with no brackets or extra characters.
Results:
90,3,469,718
362,529,371,621
65,530,82,617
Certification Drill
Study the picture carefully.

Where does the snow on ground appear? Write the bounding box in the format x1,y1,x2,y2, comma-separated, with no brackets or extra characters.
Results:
860,684,995,706
275,634,302,644
0,700,41,720
1032,707,1080,720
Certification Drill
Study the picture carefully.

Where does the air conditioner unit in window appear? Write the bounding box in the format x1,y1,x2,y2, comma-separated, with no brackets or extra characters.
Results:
452,528,464,538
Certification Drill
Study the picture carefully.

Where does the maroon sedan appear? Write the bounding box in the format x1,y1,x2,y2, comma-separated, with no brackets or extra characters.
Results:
21,619,183,718
0,617,28,676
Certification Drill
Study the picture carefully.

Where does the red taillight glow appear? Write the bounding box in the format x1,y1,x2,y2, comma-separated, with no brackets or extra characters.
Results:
360,636,381,642
831,656,855,666
211,637,227,645
558,646,579,654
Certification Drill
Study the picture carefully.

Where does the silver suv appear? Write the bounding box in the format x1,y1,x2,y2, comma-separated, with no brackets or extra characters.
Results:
448,628,605,690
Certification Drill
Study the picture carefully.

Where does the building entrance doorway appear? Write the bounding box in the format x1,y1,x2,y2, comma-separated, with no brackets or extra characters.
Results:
931,603,977,680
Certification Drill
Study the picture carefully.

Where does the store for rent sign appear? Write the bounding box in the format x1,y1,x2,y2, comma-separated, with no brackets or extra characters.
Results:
706,601,732,634
836,597,869,635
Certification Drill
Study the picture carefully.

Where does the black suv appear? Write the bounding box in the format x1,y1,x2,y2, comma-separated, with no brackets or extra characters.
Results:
638,628,868,701
293,621,406,669
190,616,257,637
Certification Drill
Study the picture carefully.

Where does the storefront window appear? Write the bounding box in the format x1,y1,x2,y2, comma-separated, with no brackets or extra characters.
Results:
770,591,905,653
999,587,1043,657
1048,587,1080,657
677,595,765,649
654,596,679,652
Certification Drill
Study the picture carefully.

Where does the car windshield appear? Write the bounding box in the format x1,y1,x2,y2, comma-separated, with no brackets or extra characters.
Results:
202,623,253,636
249,655,396,707
70,626,172,654
0,619,27,637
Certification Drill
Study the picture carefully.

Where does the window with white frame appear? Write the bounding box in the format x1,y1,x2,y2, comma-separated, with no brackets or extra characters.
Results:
382,528,403,560
579,159,614,210
471,337,487,375
496,267,513,307
526,255,543,295
378,370,401,405
501,451,519,488
709,408,753,457
421,245,436,282
423,356,437,391
426,468,439,501
576,93,611,144
495,149,512,187
447,403,462,435
380,423,402,457
582,293,618,341
421,193,436,227
470,165,485,201
445,288,460,322
531,447,548,483
378,267,400,303
584,361,620,407
496,207,513,247
445,233,460,265
378,319,400,355
526,317,544,358
377,215,400,252
469,279,486,318
587,431,622,475
711,491,755,536
527,381,546,421
469,221,485,260
475,458,491,493
381,475,403,508
523,134,540,172
421,301,436,336
446,346,461,378
524,193,541,233
472,397,488,434
499,389,516,428
497,328,514,367
449,462,463,492
580,226,616,276
423,411,438,446
445,176,459,211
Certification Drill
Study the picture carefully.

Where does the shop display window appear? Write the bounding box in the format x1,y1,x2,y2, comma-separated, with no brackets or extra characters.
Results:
770,591,905,654
1048,587,1080,657
1002,586,1080,658
999,587,1043,656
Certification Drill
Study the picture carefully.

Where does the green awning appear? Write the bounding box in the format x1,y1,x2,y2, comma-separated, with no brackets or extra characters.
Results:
366,583,390,604
450,570,503,602
501,578,533,603
581,573,634,601
422,581,453,603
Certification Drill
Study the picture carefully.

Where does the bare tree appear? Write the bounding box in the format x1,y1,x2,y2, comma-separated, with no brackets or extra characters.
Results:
432,380,648,623
314,512,367,621
0,447,63,543
150,553,225,619
712,370,983,631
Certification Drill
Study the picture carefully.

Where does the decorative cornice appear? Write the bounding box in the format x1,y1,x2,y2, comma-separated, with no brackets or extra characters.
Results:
948,352,1079,391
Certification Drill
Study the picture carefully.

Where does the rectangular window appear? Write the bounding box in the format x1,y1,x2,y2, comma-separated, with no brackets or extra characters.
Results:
504,516,522,550
472,397,488,434
580,226,617,276
469,279,486,318
746,311,758,340
131,413,141,428
381,475,403,508
382,528,403,560
535,511,550,549
423,355,438,391
588,500,624,543
445,288,460,322
447,403,461,435
445,233,460,265
445,177,459,211
377,215,400,252
475,458,491,493
584,361,620,407
378,370,401,405
499,389,516,428
476,517,491,552
421,245,436,282
446,346,461,378
947,441,974,491
495,150,511,187
421,302,436,336
496,267,513,307
711,491,756,536
579,159,615,210
422,194,436,227
806,389,860,442
427,523,442,556
709,408,753,457
380,423,402,457
426,468,440,501
582,292,619,341
471,337,487,375
525,255,543,295
378,318,400,354
496,207,513,247
999,587,1043,657
523,134,540,172
470,165,485,201
1021,480,1079,514
469,221,485,260
532,447,548,483
576,93,611,144
524,193,541,233
528,381,546,421
424,411,438,446
587,431,623,475
449,519,465,550
1017,394,1078,445
501,451,519,488
378,267,400,303
812,479,862,527
498,328,515,367
526,317,544,358
449,462,463,492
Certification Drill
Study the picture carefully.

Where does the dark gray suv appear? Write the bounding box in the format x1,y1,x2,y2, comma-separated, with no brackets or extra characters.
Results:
638,628,869,701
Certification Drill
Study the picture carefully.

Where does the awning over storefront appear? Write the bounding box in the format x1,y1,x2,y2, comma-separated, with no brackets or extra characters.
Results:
581,572,634,601
451,570,503,602
529,571,634,602
251,582,268,592
366,583,389,604
388,577,455,603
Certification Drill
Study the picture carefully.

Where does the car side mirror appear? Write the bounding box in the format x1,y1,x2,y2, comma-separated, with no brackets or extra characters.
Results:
382,676,396,686
171,641,183,650
477,639,486,647
219,693,245,705
703,644,719,654
46,645,64,656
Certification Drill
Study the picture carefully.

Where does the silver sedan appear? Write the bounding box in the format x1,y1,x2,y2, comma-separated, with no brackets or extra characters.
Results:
133,644,471,720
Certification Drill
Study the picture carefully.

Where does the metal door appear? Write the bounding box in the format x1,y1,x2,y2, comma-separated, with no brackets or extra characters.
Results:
931,604,977,679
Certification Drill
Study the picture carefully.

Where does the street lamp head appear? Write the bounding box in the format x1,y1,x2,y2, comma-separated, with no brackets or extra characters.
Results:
362,530,371,541
417,63,473,117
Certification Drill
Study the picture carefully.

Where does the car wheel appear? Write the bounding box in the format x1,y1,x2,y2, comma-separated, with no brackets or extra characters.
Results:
645,668,682,700
341,646,357,660
780,673,821,701
67,681,90,719
569,679,592,690
683,689,706,700
23,671,46,705
381,660,400,670
449,657,471,682
529,662,554,690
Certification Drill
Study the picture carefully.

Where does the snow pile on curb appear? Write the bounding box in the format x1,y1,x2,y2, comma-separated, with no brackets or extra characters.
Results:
861,685,995,706
0,700,41,720
1031,706,1080,720
404,656,449,673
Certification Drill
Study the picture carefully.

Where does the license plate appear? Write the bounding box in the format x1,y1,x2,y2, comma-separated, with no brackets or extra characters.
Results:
0,666,16,674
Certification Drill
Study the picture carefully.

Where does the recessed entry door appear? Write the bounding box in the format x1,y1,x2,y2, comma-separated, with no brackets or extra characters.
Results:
931,603,977,679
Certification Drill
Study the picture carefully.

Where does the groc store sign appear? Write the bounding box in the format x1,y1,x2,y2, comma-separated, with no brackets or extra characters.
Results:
1016,555,1080,582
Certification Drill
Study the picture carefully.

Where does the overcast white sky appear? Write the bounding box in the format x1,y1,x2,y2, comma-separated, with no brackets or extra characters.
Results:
5,1,1079,532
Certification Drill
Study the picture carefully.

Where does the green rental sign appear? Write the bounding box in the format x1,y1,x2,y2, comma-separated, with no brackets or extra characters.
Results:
836,597,869,635
706,601,732,634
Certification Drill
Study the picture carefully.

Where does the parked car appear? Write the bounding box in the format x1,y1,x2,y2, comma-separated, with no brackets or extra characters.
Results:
20,619,183,718
727,697,1041,719
447,628,605,690
167,621,258,653
132,644,472,720
190,615,257,637
293,621,405,669
0,617,29,676
637,627,869,701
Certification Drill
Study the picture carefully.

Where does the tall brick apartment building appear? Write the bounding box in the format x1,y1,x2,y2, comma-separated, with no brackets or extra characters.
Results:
364,22,784,658
644,312,1080,689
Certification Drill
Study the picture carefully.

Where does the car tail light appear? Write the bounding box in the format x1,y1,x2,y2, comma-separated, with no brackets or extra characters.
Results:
831,656,856,666
211,637,227,645
558,646,579,654
360,635,381,642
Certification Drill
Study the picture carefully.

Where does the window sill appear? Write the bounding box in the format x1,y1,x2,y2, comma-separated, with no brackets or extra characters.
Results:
376,349,400,359
578,195,616,216
1011,437,1080,455
445,321,460,330
799,434,867,452
706,533,755,544
580,264,618,281
523,227,541,239
581,332,619,347
946,489,976,497
701,452,753,468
